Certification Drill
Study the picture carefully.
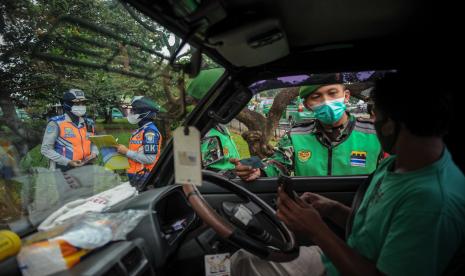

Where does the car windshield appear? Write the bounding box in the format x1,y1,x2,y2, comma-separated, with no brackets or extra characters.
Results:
0,0,221,229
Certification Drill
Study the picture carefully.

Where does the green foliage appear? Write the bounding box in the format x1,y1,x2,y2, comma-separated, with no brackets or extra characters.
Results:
19,145,48,171
230,131,250,159
1,0,206,156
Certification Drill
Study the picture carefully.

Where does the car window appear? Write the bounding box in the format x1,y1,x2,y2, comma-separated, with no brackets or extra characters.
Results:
0,1,222,228
215,72,388,177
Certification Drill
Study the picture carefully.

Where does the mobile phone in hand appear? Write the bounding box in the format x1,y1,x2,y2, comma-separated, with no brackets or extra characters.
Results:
277,175,298,200
239,156,265,169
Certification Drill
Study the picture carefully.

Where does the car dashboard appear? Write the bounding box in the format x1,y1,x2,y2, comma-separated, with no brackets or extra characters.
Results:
1,184,197,276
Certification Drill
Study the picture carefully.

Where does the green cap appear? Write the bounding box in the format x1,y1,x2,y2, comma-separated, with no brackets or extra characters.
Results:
187,68,225,100
299,73,345,99
299,85,323,99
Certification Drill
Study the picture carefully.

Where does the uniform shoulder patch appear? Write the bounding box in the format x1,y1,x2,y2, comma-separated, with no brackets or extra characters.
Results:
144,131,159,144
46,123,58,133
143,131,159,154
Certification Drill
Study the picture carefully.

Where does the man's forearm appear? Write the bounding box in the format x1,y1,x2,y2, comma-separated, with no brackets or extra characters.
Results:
313,222,383,276
126,150,156,164
327,201,352,229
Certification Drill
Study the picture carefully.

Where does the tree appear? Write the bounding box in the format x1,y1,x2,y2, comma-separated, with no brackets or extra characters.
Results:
236,87,299,159
0,0,191,156
0,0,63,155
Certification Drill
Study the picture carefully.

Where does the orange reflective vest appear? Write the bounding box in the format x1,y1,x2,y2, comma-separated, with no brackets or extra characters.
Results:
50,115,95,161
127,122,162,175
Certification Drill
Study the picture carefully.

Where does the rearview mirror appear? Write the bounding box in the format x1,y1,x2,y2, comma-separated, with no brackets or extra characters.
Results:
184,48,202,77
201,136,224,167
170,44,202,78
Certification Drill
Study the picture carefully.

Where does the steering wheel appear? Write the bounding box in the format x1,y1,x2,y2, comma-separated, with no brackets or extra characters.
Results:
183,170,299,262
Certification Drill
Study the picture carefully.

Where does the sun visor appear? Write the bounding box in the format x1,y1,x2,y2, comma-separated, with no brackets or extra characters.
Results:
208,19,289,67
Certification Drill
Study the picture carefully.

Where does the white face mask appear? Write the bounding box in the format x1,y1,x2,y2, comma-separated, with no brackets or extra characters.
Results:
71,105,86,117
127,111,151,124
127,113,141,124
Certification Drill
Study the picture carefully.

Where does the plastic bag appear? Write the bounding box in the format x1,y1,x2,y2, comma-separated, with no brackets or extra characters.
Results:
17,240,89,276
18,210,148,276
52,209,147,249
38,182,137,231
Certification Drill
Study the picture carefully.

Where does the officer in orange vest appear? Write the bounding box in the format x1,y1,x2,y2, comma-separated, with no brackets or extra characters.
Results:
115,96,162,186
41,89,98,171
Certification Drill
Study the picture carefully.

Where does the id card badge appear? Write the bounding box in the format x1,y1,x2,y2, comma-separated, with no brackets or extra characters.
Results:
204,253,231,276
173,126,202,186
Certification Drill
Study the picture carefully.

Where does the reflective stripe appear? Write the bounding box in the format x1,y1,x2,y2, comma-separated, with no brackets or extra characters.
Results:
56,137,73,149
54,136,75,160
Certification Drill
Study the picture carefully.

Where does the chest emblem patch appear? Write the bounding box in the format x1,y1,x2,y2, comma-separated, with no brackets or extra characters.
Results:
63,127,76,138
350,151,367,167
298,150,311,162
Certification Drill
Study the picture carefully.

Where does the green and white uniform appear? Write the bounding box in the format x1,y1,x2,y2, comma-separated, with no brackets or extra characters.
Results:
201,125,240,171
263,113,382,176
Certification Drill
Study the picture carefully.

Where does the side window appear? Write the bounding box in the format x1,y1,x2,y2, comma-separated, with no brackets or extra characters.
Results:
221,72,385,177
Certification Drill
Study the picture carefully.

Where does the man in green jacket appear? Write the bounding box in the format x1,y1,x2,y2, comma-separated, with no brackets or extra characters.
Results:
187,68,241,171
233,80,382,180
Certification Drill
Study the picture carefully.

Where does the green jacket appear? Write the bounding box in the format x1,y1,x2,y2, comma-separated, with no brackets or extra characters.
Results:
201,125,240,171
263,115,382,176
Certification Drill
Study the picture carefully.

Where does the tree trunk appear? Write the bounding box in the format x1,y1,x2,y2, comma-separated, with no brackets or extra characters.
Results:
241,130,275,159
264,88,299,143
0,94,42,156
236,87,299,159
104,108,112,123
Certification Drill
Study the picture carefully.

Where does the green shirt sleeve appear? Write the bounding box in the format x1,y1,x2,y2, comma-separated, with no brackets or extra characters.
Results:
263,133,295,176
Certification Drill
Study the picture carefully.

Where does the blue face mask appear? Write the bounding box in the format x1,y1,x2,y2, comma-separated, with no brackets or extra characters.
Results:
311,97,347,125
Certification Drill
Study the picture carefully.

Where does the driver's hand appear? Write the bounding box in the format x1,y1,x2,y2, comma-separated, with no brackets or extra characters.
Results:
300,192,337,218
68,160,83,167
230,158,261,182
277,187,324,236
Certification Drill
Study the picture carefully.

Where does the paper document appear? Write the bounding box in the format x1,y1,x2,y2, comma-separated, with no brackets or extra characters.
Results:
89,135,129,170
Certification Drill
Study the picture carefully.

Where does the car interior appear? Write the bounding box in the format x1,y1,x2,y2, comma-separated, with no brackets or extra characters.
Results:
2,0,463,276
